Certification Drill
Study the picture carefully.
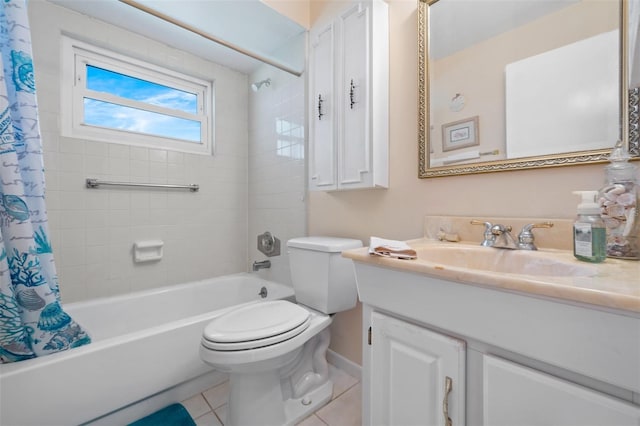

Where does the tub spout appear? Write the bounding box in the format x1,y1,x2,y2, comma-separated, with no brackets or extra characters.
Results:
252,260,271,271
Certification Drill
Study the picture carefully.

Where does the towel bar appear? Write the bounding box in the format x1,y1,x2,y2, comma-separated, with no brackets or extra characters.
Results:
85,178,199,192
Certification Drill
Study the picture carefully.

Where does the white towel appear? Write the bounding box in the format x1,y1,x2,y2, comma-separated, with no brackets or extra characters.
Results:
369,237,417,260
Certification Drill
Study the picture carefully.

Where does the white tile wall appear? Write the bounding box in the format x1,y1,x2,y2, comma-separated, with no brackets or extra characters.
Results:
30,0,251,302
247,40,307,286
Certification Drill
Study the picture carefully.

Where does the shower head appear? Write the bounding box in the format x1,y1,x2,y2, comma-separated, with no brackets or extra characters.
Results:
251,78,271,92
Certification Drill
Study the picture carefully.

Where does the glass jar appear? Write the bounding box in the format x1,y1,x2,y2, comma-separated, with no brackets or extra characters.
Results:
598,141,639,259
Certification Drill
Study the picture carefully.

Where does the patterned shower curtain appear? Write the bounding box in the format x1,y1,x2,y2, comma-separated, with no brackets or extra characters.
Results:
0,0,90,363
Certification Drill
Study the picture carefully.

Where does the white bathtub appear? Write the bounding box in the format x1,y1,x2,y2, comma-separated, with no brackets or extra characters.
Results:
0,273,294,426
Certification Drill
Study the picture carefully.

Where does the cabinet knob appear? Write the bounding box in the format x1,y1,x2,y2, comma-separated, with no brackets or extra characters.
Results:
443,376,453,426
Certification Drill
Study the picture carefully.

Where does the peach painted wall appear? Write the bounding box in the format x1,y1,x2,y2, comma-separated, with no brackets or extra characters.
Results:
262,0,311,29
308,0,612,366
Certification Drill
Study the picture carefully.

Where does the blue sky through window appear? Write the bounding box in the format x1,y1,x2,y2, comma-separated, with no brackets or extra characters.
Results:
84,98,201,142
84,65,201,142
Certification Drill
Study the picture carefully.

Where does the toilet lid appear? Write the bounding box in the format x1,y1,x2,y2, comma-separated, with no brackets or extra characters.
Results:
202,300,311,351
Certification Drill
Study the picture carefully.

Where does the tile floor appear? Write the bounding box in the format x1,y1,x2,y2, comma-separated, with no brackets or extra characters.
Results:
181,365,361,426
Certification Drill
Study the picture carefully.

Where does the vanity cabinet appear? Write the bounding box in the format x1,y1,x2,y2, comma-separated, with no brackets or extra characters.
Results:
483,354,640,425
357,262,640,426
308,0,388,191
369,312,465,426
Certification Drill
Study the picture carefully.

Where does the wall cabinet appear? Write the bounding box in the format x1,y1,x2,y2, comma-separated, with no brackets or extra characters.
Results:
357,263,640,425
308,0,388,191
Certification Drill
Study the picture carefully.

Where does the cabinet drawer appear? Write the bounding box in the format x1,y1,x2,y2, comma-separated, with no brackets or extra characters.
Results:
483,354,640,426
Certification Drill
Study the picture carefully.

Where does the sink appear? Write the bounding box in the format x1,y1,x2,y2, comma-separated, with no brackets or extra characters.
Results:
417,245,597,277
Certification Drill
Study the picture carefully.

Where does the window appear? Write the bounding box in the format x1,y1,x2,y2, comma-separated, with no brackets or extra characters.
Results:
61,36,213,155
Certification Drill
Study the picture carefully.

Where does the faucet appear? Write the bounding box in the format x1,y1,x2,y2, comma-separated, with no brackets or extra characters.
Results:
252,260,271,271
471,220,517,249
471,220,554,250
490,224,518,250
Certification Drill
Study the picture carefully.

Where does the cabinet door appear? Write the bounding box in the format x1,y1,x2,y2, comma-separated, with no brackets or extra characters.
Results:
308,21,336,191
483,354,640,426
337,3,371,189
370,312,466,426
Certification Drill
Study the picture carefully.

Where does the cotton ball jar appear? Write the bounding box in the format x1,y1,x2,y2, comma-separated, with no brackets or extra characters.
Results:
598,141,639,259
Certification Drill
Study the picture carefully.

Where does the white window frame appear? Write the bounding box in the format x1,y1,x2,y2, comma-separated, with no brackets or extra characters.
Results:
61,35,214,155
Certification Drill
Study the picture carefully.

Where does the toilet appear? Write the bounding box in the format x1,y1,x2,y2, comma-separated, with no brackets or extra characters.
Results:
199,236,362,426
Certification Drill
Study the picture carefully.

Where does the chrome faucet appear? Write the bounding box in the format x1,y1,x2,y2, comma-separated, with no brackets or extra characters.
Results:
490,224,518,250
471,220,554,250
252,260,271,271
470,220,517,249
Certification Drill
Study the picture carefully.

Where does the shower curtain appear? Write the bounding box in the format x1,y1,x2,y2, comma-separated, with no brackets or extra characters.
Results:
0,0,90,363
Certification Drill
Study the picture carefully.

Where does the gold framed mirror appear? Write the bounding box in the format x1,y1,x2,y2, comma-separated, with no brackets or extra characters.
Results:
418,0,637,178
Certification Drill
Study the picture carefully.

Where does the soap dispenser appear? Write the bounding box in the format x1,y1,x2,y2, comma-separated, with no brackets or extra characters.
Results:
573,191,606,263
598,141,639,260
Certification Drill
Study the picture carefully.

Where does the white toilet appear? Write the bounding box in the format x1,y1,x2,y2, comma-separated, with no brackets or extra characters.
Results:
199,236,362,426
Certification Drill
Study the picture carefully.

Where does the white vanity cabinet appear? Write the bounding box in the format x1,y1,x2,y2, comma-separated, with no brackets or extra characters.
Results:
308,0,389,191
357,262,640,425
369,312,465,426
482,354,640,425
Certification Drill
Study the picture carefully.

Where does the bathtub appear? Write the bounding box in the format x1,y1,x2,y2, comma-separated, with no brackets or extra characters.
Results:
0,273,294,426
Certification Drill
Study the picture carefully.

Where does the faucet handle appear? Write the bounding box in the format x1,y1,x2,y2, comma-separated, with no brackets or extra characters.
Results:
471,220,494,247
517,222,554,250
470,220,491,228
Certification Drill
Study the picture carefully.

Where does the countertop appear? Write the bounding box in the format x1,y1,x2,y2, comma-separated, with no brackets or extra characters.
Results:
343,238,640,315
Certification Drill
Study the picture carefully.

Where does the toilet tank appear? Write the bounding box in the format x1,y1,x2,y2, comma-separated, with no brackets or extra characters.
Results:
287,237,363,314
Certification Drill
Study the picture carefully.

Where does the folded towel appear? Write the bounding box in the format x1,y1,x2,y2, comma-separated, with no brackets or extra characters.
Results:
369,237,417,260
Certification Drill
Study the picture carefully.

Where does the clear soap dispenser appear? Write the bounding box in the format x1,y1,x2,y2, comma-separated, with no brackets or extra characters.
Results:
598,141,639,260
573,191,606,263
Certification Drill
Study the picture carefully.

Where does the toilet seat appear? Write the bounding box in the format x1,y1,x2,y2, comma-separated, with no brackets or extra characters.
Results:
202,300,311,351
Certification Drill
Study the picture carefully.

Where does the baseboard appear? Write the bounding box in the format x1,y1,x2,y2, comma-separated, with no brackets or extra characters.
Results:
327,349,362,380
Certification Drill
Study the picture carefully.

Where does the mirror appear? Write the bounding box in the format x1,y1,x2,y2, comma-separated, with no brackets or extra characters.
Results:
418,0,637,178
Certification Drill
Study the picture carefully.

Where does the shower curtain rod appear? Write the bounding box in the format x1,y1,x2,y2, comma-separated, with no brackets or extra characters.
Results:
118,0,304,77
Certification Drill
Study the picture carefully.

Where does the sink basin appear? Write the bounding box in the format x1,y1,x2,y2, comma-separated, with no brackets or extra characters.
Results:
417,245,597,277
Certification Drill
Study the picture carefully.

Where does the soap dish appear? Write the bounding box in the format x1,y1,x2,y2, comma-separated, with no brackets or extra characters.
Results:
133,240,164,263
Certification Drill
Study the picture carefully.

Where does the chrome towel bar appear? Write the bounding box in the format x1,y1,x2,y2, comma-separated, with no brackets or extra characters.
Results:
85,178,199,192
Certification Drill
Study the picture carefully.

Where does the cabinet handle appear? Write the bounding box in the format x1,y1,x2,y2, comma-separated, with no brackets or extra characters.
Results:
443,376,453,426
349,79,356,109
317,94,324,120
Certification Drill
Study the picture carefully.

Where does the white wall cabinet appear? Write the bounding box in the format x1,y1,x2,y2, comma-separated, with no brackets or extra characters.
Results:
369,312,465,426
308,0,388,191
357,263,640,425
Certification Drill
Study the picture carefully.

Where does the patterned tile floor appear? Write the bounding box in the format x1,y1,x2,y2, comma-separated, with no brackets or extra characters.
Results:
181,365,361,426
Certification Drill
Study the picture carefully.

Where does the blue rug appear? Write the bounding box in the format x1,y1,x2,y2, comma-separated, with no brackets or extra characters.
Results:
128,403,196,426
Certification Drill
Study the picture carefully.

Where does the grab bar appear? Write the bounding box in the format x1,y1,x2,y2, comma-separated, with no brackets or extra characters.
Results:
86,178,199,192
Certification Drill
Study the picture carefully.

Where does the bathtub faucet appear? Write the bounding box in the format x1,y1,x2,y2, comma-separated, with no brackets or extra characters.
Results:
252,260,271,271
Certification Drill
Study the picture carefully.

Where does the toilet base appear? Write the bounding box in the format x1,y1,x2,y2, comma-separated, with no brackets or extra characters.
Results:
285,379,333,425
225,373,333,426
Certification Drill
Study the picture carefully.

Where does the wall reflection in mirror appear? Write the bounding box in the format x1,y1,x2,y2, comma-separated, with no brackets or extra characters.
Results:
418,0,638,178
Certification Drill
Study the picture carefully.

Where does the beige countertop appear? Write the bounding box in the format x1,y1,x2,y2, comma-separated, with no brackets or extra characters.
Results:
343,238,640,315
